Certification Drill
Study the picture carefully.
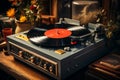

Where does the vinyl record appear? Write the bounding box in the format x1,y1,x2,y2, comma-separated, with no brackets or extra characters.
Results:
29,35,49,46
30,37,72,47
67,26,91,36
27,27,47,38
68,26,92,43
27,28,72,47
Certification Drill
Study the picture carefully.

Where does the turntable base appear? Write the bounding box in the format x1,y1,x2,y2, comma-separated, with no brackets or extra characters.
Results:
7,31,108,80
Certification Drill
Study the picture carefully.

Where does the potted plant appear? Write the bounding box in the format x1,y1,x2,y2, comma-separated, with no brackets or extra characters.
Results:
105,15,120,49
6,0,43,33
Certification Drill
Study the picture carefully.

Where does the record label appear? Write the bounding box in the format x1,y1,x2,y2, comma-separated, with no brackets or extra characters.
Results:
44,28,72,38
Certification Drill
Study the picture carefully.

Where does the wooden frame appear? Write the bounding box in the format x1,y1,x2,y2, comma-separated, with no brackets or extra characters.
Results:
41,0,57,23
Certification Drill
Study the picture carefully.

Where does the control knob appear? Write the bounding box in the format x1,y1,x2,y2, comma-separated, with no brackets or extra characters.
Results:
43,63,47,69
18,51,23,57
49,66,53,72
29,56,34,62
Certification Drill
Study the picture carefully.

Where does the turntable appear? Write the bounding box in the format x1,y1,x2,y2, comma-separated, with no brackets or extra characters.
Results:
7,24,108,80
26,25,91,47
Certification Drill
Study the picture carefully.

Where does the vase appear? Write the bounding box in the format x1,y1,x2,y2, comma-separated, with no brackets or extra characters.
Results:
15,22,33,33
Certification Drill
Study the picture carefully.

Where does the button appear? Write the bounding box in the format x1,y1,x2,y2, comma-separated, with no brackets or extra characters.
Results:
64,47,71,51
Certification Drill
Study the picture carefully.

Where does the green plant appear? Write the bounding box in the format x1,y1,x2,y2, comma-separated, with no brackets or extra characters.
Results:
7,0,43,24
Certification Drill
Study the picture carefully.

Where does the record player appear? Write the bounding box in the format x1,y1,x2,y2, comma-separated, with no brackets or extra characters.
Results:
7,22,108,80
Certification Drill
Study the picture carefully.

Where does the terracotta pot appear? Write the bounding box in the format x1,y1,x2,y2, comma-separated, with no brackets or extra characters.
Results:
2,28,12,41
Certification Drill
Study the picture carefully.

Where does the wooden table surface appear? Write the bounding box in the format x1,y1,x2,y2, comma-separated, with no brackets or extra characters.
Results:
0,51,86,80
0,52,51,80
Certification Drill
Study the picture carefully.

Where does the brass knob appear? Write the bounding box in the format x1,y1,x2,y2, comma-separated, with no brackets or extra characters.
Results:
29,56,34,62
18,51,23,57
49,66,53,72
43,64,47,69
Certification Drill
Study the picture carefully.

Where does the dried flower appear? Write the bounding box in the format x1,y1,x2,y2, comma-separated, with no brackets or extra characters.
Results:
19,15,27,22
7,0,43,24
6,8,15,17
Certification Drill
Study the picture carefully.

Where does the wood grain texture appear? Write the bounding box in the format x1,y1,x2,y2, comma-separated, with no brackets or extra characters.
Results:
0,52,50,80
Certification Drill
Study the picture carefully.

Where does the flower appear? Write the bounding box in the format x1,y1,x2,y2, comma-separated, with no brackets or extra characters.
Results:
19,15,27,22
6,8,15,17
7,0,43,24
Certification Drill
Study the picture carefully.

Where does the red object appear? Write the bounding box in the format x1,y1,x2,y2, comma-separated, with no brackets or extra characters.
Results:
71,41,77,45
2,28,12,41
30,5,36,10
44,28,72,38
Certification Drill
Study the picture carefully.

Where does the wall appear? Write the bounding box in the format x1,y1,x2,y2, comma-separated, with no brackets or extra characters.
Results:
0,0,11,14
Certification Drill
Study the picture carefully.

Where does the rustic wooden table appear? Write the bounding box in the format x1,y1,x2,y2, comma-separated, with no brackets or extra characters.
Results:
0,51,87,80
0,52,52,80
